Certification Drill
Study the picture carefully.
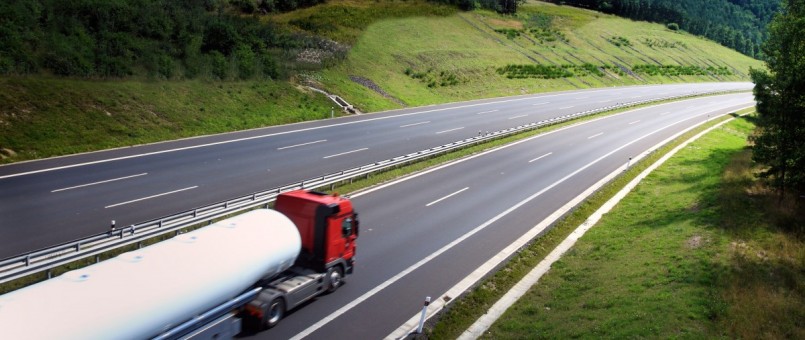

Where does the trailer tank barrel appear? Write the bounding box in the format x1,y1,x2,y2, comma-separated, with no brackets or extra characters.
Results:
0,209,300,340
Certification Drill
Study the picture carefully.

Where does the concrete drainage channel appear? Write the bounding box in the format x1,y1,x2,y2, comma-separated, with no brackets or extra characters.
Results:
0,90,746,291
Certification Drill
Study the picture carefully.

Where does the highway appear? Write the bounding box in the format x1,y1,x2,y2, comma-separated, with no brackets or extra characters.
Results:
0,83,750,258
255,93,755,339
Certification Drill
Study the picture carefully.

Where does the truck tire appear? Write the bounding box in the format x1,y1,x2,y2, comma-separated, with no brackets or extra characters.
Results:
326,266,344,293
264,298,285,329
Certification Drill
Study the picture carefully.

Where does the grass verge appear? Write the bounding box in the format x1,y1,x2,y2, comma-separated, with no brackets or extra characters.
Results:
424,108,769,338
429,111,803,338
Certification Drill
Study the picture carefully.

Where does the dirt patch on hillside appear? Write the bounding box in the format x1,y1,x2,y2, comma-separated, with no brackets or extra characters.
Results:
349,75,407,107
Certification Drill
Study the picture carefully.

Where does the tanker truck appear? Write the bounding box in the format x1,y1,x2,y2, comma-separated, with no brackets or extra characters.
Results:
0,190,359,339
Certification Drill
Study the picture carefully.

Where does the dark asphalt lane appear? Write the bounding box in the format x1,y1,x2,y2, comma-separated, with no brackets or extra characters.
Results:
249,93,754,339
0,83,750,258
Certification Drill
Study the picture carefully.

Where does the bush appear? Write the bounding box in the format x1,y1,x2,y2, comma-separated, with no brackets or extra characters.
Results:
667,22,680,31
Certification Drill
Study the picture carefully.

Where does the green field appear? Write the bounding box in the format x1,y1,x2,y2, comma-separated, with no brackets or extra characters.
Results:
0,0,763,163
435,115,804,339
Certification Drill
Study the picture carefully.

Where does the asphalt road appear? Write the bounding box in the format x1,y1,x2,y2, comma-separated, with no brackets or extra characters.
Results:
252,93,754,339
0,83,751,258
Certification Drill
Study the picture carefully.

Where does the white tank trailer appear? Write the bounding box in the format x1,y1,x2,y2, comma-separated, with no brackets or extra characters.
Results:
0,190,359,339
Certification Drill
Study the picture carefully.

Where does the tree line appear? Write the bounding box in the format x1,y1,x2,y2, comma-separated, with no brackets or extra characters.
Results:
751,0,805,206
546,0,780,59
0,0,329,79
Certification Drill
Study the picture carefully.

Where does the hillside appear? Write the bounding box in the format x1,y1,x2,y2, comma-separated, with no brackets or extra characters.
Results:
302,1,763,111
549,0,780,58
0,0,763,163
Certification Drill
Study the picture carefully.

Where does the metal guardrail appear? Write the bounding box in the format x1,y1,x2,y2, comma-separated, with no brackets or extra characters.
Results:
0,90,743,285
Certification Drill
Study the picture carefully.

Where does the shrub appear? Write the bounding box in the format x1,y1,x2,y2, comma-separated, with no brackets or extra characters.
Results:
667,22,680,31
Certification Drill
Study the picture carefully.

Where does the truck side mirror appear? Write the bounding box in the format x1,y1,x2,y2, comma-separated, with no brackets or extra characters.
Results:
353,214,359,237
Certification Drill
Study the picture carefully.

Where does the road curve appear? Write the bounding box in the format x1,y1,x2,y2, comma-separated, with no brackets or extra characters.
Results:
249,93,754,339
0,83,750,258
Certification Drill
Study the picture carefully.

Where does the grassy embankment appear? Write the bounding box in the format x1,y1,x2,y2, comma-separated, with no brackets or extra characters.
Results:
1,0,762,164
430,114,804,338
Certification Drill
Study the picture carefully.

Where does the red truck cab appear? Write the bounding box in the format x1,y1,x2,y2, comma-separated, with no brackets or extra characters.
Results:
275,190,359,279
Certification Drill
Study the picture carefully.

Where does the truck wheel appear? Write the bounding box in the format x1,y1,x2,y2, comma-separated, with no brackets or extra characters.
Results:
326,266,344,293
264,298,285,329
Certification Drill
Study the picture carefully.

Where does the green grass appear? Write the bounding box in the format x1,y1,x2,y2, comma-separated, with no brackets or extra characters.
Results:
430,113,803,339
0,77,335,163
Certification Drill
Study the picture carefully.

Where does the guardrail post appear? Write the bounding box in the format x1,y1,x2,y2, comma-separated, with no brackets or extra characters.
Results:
95,255,100,263
75,242,81,252
26,255,31,267
47,269,52,279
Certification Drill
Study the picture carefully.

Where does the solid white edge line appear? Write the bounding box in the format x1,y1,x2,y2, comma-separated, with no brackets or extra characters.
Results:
104,186,198,209
436,127,465,134
389,104,755,340
1,89,625,180
293,95,751,340
629,120,641,125
322,148,369,159
51,173,148,193
426,187,470,207
528,152,553,163
587,132,604,139
455,107,756,340
508,115,528,120
276,139,327,150
399,121,431,128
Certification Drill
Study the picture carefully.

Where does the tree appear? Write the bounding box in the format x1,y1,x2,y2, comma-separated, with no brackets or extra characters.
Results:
750,0,805,197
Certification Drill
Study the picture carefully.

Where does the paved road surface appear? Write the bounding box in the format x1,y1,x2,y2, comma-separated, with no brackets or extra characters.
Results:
0,83,750,258
253,93,754,339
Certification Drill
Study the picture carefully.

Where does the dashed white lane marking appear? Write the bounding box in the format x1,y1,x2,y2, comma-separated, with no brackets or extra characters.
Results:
276,139,327,150
436,127,465,134
560,106,575,109
51,173,148,193
426,187,470,207
599,100,611,103
303,99,754,340
532,102,550,106
508,115,528,120
588,132,604,139
389,103,755,340
323,148,369,159
105,186,198,208
528,152,553,163
575,96,588,99
660,112,670,116
476,110,498,115
399,121,431,128
629,120,641,125
4,90,628,180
